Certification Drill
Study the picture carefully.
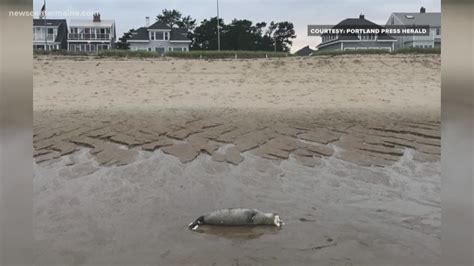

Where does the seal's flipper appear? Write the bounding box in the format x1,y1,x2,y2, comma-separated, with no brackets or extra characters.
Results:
188,216,205,230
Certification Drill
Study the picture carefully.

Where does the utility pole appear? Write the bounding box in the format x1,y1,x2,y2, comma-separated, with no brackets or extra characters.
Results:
217,0,221,51
43,0,47,51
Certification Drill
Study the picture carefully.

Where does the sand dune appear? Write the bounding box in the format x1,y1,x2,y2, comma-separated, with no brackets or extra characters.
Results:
34,54,440,117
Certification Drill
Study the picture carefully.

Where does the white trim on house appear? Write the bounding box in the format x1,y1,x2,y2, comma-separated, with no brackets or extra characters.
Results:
67,40,111,43
149,30,170,41
33,26,58,42
69,19,115,28
127,24,191,53
34,43,61,50
69,43,110,52
67,17,116,53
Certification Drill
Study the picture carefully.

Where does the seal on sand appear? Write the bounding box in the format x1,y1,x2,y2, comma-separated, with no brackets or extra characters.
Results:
188,208,283,230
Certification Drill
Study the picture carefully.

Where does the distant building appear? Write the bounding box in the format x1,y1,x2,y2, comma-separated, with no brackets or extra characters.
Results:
317,15,396,52
67,13,116,52
127,17,191,54
386,7,441,50
33,19,68,51
294,46,314,56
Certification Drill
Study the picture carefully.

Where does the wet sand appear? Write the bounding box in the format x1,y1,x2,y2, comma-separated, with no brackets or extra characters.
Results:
33,55,441,264
35,148,440,265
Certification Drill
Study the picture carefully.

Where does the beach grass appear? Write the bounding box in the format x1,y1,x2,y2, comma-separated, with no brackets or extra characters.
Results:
166,50,290,59
33,49,90,56
34,47,440,59
311,47,440,56
97,50,163,58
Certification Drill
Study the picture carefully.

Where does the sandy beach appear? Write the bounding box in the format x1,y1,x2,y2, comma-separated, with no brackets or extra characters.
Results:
33,54,441,264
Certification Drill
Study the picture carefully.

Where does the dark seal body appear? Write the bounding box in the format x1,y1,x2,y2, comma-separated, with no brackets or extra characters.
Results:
188,208,282,230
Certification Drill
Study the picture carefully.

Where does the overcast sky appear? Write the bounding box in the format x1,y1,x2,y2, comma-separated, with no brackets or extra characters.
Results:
33,0,441,52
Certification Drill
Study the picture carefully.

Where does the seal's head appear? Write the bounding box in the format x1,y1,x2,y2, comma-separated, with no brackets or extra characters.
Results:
273,214,284,227
188,216,205,231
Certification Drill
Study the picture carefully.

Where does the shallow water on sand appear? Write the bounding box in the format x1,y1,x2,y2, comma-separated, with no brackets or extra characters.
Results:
34,147,440,265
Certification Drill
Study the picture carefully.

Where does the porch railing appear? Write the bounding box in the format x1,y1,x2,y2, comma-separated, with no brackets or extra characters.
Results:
34,34,55,42
68,33,111,40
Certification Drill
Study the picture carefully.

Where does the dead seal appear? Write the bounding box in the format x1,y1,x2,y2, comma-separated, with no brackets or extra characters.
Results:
188,208,283,230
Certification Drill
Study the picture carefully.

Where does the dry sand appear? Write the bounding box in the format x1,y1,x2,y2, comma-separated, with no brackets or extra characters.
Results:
33,54,441,265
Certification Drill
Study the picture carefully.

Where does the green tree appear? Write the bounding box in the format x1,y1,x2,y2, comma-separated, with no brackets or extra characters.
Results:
177,15,197,31
115,29,134,50
177,15,197,42
272,21,296,52
156,9,182,28
192,17,225,50
222,19,264,50
156,10,196,43
191,17,296,52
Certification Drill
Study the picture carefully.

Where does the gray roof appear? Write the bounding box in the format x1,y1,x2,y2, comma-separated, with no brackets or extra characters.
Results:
128,27,191,41
392,12,441,27
294,46,314,56
334,18,395,40
148,21,171,30
170,28,190,41
33,19,66,27
317,16,395,47
69,19,115,27
128,27,148,40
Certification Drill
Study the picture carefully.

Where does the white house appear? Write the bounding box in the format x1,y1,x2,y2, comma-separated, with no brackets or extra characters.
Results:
317,15,396,52
386,7,441,50
127,17,191,54
33,19,68,51
67,13,116,53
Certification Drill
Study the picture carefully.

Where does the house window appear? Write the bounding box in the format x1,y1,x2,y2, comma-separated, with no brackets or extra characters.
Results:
360,34,376,41
156,31,164,40
34,27,42,40
148,47,152,52
165,32,170,40
436,28,440,35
